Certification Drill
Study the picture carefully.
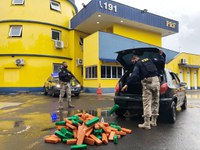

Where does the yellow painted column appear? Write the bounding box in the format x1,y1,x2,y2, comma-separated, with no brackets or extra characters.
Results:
198,69,200,89
183,68,187,83
190,69,194,89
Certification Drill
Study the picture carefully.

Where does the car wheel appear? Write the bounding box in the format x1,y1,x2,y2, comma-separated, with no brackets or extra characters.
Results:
115,109,126,117
74,93,79,96
168,101,176,123
181,96,187,110
44,87,48,96
52,92,56,97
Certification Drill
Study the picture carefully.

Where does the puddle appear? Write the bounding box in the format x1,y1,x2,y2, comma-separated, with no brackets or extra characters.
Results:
0,120,28,135
14,121,24,128
187,94,200,100
0,102,22,109
50,108,112,122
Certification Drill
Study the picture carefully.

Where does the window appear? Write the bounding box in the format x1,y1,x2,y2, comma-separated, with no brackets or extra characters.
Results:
12,0,25,5
170,73,180,86
85,66,97,79
52,29,61,40
53,63,62,73
79,37,83,46
101,65,124,79
72,11,76,16
50,0,61,12
79,37,83,50
47,77,52,82
9,26,22,37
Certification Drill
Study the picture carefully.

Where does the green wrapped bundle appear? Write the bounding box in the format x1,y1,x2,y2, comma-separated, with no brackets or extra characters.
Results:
109,104,120,115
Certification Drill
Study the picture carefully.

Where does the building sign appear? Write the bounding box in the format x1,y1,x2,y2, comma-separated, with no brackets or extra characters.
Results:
166,20,176,29
99,1,118,13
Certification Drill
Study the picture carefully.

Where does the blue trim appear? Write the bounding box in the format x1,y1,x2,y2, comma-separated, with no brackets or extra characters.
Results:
68,0,78,13
100,58,118,63
0,19,70,30
99,32,179,64
0,54,72,60
71,0,178,33
71,0,96,28
84,87,115,93
0,87,43,94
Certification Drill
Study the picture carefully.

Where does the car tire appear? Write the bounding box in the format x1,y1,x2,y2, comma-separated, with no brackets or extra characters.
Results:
44,87,48,96
115,109,126,117
74,93,79,96
168,101,176,123
181,96,187,110
52,92,56,97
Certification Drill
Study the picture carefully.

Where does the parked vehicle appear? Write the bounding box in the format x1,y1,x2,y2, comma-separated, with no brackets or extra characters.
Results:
44,73,81,97
114,47,187,123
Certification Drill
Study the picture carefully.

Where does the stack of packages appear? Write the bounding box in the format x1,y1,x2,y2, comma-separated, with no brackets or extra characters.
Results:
44,105,132,149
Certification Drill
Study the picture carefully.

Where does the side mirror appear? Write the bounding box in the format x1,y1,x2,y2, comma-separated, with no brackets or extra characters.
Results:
180,82,186,87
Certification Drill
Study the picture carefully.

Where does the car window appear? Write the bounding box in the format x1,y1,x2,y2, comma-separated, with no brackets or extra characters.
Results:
173,74,180,84
53,77,59,82
170,73,179,86
47,77,52,82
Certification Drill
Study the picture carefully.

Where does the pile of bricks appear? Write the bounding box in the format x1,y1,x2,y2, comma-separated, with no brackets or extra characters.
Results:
44,112,132,149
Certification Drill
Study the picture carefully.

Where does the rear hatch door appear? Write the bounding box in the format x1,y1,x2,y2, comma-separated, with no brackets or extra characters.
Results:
116,47,166,71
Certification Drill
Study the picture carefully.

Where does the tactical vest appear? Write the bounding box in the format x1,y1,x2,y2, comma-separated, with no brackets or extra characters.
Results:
139,58,158,79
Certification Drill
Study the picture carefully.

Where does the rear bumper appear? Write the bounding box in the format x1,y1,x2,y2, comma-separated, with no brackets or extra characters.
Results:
53,87,81,95
114,96,172,113
71,87,81,94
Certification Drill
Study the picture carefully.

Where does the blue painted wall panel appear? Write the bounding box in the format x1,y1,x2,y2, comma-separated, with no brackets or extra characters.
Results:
71,0,97,28
99,32,179,64
0,87,43,94
84,87,115,93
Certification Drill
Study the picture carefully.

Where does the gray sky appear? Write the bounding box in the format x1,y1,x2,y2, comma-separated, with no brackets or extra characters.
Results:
75,0,200,54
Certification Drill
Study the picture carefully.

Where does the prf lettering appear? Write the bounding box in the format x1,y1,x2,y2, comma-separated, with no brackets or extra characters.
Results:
141,58,149,62
166,21,176,28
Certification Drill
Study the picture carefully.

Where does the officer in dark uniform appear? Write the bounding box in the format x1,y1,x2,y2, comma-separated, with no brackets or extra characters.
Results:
58,61,75,109
122,50,164,129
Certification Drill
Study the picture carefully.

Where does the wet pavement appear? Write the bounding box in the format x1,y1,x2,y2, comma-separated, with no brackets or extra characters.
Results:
0,91,200,150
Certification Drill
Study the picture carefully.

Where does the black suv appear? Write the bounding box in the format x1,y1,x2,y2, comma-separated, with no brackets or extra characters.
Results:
114,47,187,123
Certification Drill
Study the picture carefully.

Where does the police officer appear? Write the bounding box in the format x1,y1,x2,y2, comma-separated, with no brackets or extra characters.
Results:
122,50,164,129
58,61,75,109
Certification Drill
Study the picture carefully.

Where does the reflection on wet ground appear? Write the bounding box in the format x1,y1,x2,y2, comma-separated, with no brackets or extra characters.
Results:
187,94,200,99
0,120,28,135
53,108,111,122
0,92,200,150
186,92,200,108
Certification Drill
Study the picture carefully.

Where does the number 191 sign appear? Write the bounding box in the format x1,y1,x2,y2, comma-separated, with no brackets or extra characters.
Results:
99,1,118,13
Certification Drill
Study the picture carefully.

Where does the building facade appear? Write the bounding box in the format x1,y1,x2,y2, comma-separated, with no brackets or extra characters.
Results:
0,0,199,93
0,0,86,92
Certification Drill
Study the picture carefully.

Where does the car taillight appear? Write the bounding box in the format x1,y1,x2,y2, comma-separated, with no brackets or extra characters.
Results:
160,82,168,94
115,83,120,94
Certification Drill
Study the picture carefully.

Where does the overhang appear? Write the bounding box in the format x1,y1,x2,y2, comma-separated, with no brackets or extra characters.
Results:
71,0,179,36
179,64,200,69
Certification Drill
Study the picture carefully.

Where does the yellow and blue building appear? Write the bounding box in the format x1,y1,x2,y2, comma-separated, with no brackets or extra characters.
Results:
0,0,199,93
